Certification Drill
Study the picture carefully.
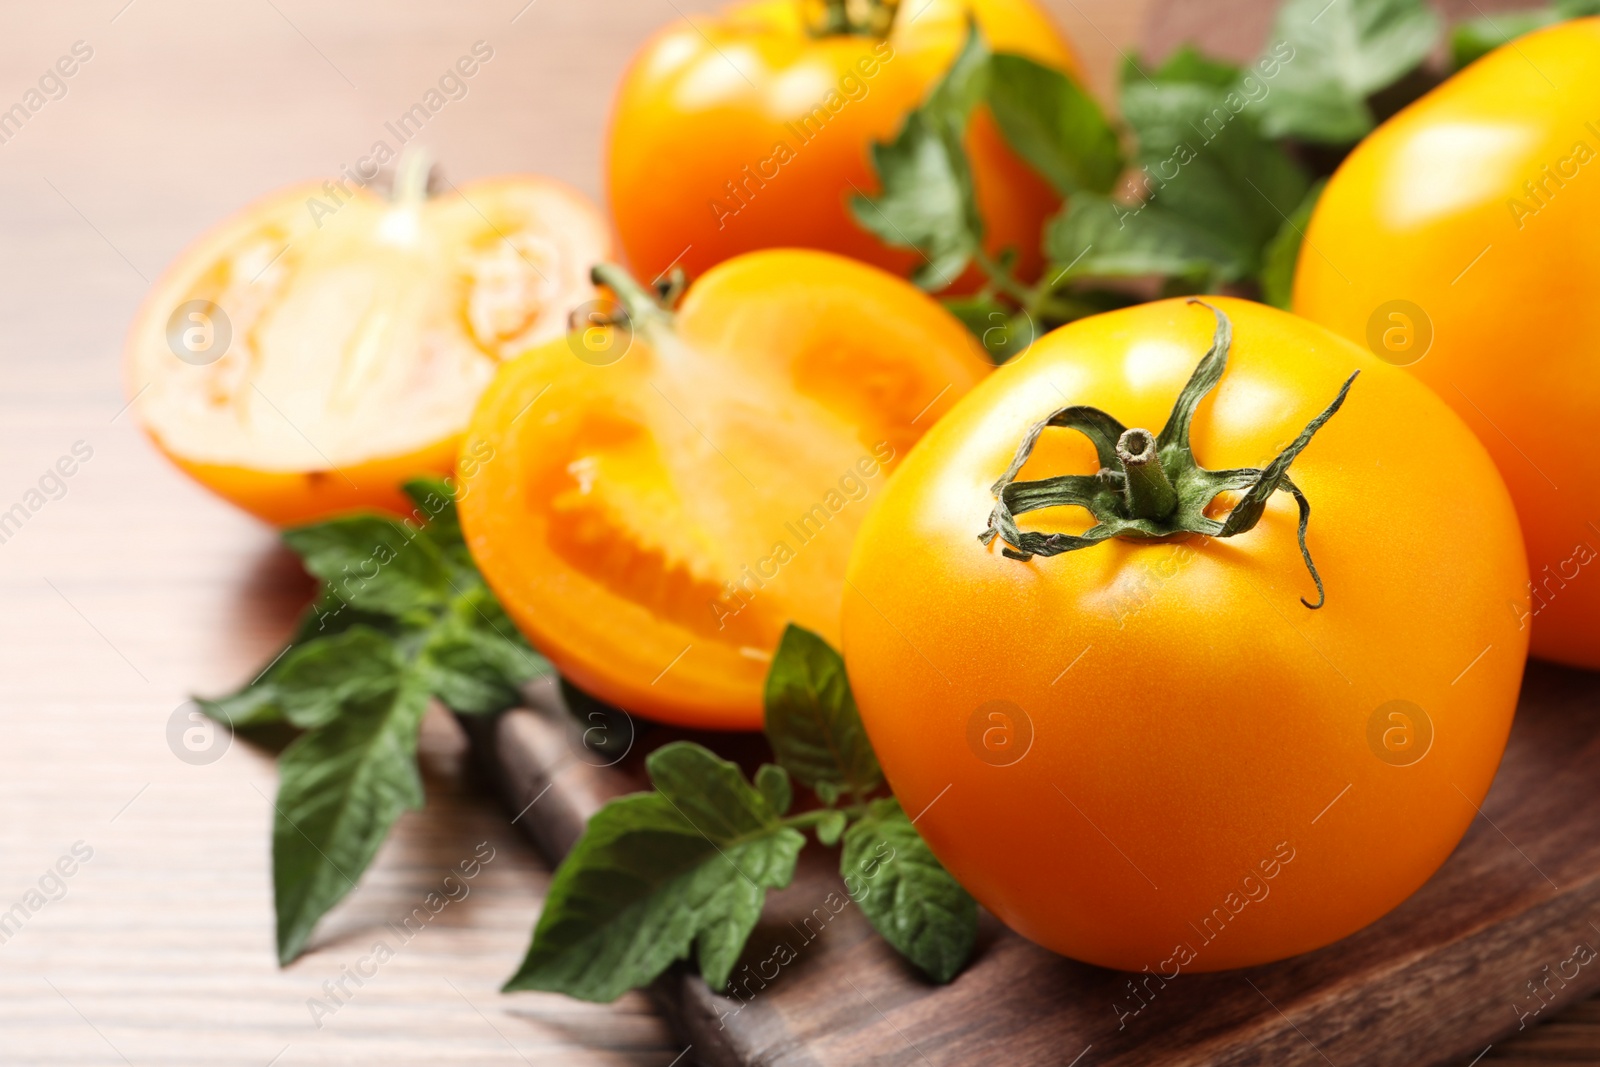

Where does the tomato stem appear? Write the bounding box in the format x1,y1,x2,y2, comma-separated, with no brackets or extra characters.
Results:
1116,428,1178,521
979,300,1358,608
783,805,866,828
806,0,898,38
391,146,434,206
590,262,675,334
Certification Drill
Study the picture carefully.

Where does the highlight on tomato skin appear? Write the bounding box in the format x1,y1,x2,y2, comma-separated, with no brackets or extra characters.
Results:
606,0,1079,288
457,247,993,731
841,296,1529,972
124,154,611,527
1292,16,1600,671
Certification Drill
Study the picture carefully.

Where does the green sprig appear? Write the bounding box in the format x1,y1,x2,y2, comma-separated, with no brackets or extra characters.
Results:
199,478,550,963
503,624,978,1000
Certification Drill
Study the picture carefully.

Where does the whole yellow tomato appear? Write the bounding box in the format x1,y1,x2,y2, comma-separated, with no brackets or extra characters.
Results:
1294,18,1600,669
607,0,1077,287
843,297,1526,971
460,249,990,730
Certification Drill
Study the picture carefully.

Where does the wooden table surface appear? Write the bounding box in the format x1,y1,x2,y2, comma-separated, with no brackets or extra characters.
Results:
0,1,1586,1064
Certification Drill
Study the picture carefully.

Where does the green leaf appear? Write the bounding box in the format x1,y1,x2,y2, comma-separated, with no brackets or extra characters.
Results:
986,51,1122,196
283,515,453,617
763,625,882,806
1141,45,1241,87
755,763,793,816
198,480,544,965
842,798,977,983
402,476,472,570
852,23,989,291
274,627,404,729
1257,0,1440,143
417,586,550,715
197,592,403,731
816,809,848,847
197,682,287,731
1450,2,1599,69
1046,194,1236,282
504,743,805,1001
943,296,1037,364
1045,56,1310,286
1260,179,1326,309
272,672,430,963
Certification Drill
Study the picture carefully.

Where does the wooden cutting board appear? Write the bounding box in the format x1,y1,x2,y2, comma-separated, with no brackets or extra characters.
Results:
462,663,1600,1066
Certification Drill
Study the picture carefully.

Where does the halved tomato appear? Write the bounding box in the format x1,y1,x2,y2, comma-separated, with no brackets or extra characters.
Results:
459,248,992,729
126,154,609,525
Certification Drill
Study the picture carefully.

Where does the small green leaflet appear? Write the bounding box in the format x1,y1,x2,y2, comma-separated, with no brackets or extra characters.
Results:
273,667,429,964
843,798,978,983
199,478,550,963
503,743,806,1002
763,624,882,806
1256,0,1439,143
507,629,978,1001
944,296,1038,364
852,23,990,290
986,51,1123,196
1260,179,1326,309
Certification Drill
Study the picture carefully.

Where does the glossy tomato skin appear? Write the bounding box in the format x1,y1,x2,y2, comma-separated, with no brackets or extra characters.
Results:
843,298,1526,971
461,249,990,731
607,0,1075,286
1294,19,1600,669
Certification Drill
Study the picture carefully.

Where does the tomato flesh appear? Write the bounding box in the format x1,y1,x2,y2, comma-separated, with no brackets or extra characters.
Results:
461,249,991,729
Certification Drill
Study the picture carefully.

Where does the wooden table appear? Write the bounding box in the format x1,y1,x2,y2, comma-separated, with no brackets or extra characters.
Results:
0,1,1585,1064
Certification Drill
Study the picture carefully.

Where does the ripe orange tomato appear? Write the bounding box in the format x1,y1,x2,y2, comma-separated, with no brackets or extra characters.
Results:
126,159,608,525
842,297,1526,971
460,249,990,730
1294,18,1600,670
607,0,1077,288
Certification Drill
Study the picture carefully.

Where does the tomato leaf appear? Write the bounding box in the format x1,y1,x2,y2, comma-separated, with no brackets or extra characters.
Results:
272,669,430,964
402,476,473,573
1260,179,1326,309
198,482,544,963
852,22,988,291
272,627,406,729
755,763,793,816
1046,52,1309,286
944,295,1037,364
1256,0,1440,143
842,798,977,983
417,585,552,715
816,809,848,847
763,624,882,806
283,514,454,617
1450,1,1599,69
503,742,806,1002
986,51,1122,196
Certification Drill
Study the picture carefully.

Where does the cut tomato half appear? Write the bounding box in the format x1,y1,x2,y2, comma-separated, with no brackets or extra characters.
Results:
459,249,991,729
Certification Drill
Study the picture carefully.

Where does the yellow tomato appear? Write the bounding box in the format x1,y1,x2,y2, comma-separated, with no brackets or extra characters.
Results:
844,297,1526,970
607,0,1078,287
1294,18,1600,668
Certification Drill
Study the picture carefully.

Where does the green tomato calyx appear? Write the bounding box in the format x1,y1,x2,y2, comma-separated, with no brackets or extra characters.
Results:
979,300,1358,609
805,0,899,38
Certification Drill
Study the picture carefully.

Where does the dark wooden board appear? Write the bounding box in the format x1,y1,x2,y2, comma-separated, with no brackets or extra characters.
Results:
465,664,1600,1067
